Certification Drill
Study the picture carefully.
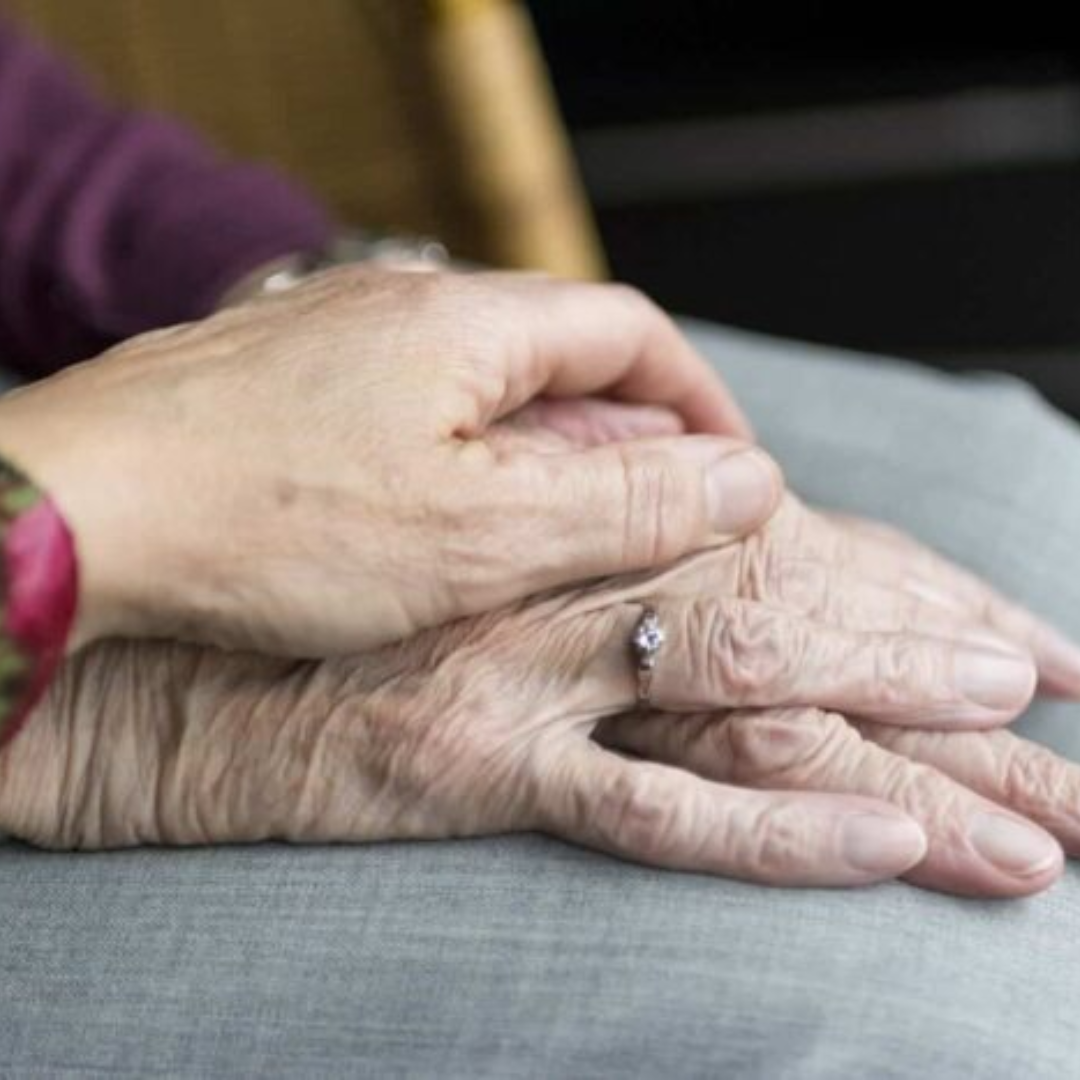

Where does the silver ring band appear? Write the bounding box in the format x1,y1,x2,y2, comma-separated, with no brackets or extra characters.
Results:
630,606,665,709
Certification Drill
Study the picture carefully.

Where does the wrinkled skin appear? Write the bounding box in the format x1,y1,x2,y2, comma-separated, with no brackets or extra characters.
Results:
0,267,774,657
3,496,1078,899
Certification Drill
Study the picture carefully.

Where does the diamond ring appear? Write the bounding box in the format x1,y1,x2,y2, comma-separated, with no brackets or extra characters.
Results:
630,606,665,708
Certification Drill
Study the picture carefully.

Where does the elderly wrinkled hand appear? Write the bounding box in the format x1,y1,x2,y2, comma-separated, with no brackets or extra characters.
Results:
0,266,774,658
3,494,1077,899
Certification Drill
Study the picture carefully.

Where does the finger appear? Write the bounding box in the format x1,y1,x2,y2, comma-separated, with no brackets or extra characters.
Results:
757,558,1014,646
856,720,1080,860
534,739,925,887
826,512,1080,699
472,274,754,437
494,398,685,454
598,708,1062,897
586,598,1037,728
489,438,782,590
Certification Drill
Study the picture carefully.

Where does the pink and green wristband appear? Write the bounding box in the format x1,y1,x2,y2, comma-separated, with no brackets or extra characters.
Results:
0,456,78,745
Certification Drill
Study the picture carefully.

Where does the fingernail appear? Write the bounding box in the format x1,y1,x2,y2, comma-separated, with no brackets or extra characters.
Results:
956,648,1037,711
841,814,927,874
707,449,779,534
1035,625,1080,699
968,813,1061,876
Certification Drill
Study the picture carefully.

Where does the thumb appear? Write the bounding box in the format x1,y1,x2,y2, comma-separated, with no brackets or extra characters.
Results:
500,436,782,589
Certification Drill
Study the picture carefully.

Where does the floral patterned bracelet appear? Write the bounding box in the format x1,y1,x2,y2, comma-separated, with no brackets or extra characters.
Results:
0,456,78,745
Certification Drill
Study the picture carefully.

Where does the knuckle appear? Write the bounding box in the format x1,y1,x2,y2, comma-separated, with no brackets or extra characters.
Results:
618,449,700,566
724,709,853,785
999,744,1072,817
593,763,685,862
870,638,939,708
730,798,816,880
707,603,804,703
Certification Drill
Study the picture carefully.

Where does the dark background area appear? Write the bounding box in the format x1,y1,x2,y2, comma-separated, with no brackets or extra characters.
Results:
527,3,1080,416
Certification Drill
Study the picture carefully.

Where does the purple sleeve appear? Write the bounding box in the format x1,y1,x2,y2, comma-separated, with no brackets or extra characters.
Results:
0,18,334,376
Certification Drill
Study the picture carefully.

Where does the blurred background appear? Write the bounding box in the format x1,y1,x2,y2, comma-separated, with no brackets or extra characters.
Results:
529,3,1080,417
10,0,1080,415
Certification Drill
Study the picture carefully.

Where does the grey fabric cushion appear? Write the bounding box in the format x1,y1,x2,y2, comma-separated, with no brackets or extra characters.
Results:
3,836,1080,1079
2,325,1079,1078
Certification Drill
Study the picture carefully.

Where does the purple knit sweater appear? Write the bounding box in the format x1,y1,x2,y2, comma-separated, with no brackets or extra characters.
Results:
0,16,333,376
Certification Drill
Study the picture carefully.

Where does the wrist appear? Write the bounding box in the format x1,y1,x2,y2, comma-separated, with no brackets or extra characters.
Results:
215,229,451,310
0,450,78,744
0,377,137,653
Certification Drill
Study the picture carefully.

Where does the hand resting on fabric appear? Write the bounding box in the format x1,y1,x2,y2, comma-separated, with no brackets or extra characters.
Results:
2,489,1076,899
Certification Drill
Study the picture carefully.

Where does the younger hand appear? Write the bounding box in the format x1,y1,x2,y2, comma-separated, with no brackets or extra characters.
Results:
0,268,769,656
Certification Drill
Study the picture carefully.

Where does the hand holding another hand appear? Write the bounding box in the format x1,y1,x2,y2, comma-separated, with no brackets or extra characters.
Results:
0,267,773,656
4,491,1077,898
